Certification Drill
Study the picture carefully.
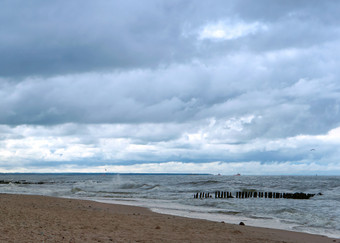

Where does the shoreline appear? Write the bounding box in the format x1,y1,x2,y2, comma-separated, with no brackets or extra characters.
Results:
95,197,339,238
0,193,338,242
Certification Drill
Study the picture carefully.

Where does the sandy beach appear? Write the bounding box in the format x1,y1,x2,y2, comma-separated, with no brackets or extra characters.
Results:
0,194,338,243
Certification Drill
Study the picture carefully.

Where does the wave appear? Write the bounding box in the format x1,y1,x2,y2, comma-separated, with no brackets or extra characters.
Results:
177,180,221,186
274,208,298,214
240,188,257,192
212,210,241,215
71,187,83,193
117,182,160,190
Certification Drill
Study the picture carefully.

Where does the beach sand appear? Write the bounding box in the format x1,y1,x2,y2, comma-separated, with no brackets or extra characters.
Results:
0,194,338,243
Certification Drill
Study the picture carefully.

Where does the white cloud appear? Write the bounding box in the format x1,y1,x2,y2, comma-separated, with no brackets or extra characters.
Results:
1,123,340,173
198,20,267,40
224,115,255,132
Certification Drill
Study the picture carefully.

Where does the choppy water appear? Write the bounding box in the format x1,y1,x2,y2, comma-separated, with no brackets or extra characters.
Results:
0,173,339,238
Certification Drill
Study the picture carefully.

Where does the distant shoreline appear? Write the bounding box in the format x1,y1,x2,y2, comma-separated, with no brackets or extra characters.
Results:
2,173,339,176
0,172,212,175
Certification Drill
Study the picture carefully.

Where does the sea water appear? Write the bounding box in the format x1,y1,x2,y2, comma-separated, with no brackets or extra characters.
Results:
0,173,339,238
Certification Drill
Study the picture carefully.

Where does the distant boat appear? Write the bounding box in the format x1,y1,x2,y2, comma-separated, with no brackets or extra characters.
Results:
234,173,241,176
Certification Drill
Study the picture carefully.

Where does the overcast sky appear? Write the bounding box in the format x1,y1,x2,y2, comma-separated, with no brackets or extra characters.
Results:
1,0,340,174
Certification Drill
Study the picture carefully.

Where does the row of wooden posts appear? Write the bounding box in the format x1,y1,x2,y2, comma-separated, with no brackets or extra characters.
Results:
194,191,319,200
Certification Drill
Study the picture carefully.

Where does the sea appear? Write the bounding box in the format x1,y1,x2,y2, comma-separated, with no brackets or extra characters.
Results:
0,173,339,238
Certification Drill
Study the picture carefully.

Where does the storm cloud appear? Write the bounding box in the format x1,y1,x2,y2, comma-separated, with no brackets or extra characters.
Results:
0,0,340,174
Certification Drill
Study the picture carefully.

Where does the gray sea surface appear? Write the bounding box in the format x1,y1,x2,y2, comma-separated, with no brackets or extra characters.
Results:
0,173,339,238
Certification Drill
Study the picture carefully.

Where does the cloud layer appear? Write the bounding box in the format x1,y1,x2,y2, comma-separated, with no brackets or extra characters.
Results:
0,1,340,174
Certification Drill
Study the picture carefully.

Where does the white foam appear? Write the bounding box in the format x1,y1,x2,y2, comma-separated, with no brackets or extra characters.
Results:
95,197,340,239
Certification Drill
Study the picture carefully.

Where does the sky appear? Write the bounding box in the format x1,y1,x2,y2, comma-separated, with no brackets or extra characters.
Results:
1,0,340,174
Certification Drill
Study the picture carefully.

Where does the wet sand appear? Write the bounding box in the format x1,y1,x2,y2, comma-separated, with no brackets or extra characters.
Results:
0,193,338,242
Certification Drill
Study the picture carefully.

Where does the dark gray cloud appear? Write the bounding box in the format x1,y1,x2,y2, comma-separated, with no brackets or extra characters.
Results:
1,1,339,77
0,0,203,77
1,44,340,141
233,0,340,24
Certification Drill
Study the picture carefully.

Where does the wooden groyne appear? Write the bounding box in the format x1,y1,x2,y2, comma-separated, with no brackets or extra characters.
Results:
0,180,46,185
194,191,320,200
